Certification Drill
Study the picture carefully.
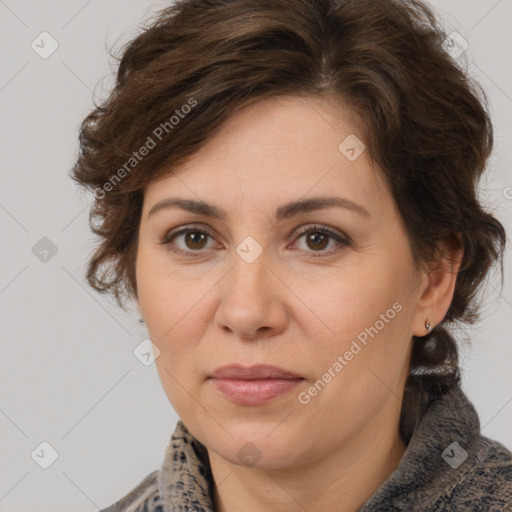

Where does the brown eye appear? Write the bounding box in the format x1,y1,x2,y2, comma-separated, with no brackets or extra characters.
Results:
183,231,209,250
161,223,351,258
161,226,217,257
293,224,351,257
304,232,330,251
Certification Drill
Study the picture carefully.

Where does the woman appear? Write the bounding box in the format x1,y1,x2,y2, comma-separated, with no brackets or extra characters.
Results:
70,0,511,510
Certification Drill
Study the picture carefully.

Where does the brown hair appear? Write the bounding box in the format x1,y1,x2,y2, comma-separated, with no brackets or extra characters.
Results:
69,0,506,442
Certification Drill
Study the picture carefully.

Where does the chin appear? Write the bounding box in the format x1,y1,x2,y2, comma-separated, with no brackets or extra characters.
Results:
204,424,304,468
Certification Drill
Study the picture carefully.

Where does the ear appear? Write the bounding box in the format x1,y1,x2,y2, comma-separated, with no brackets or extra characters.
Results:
412,235,464,337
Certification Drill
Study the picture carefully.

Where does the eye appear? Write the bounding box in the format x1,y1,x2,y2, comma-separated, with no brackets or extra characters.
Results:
161,225,217,257
160,223,351,258
291,224,351,257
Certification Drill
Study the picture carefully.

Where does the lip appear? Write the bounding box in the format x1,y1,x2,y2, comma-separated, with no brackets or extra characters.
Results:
208,364,304,405
209,363,303,380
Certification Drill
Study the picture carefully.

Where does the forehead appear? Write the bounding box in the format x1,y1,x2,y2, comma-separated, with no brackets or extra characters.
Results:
143,95,386,215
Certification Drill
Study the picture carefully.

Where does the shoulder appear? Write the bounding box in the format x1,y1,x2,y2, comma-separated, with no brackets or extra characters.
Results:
434,435,512,511
99,470,163,512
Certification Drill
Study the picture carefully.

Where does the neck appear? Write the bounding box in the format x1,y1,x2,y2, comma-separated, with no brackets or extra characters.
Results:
209,404,407,512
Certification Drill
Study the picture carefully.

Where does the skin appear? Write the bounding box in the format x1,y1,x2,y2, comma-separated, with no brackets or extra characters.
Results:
135,95,462,512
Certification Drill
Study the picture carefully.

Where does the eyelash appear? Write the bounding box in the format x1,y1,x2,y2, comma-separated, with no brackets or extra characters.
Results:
160,223,351,259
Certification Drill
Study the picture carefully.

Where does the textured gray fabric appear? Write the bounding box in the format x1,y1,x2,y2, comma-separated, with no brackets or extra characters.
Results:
100,384,512,512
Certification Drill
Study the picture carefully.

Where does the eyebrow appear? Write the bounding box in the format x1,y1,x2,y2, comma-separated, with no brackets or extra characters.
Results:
147,195,371,221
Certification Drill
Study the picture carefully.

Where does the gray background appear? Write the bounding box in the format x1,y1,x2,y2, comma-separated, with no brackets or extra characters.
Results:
0,1,511,510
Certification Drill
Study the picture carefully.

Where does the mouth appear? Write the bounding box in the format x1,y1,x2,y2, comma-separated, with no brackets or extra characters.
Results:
208,364,304,405
209,363,303,380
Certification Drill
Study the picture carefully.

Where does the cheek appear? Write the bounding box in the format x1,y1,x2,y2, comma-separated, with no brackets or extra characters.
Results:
299,267,402,339
137,256,216,371
136,245,190,329
300,275,412,422
135,250,199,393
300,263,413,385
149,312,205,422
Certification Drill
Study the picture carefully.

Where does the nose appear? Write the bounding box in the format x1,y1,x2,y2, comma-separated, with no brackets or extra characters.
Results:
213,249,288,341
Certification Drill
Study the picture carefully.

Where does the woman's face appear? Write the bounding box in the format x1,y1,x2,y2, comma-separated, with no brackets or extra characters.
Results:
136,95,429,469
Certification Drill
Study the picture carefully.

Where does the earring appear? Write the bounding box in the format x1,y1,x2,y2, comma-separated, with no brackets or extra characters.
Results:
138,317,145,324
425,319,432,333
